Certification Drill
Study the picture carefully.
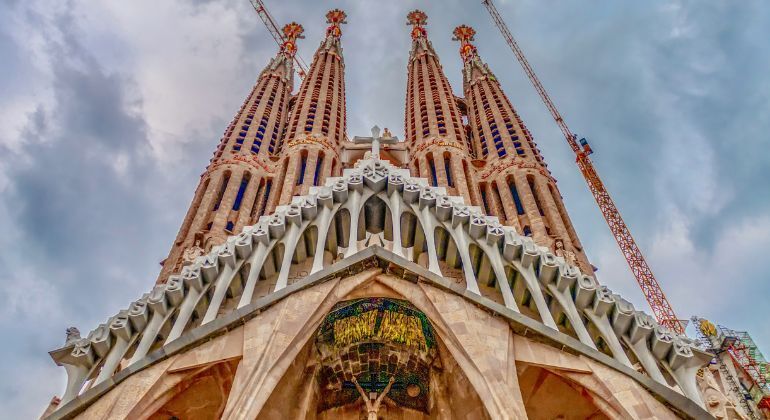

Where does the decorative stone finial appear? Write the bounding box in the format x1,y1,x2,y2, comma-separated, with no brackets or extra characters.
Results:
325,9,347,38
65,327,81,346
280,22,305,57
406,10,428,40
452,25,478,61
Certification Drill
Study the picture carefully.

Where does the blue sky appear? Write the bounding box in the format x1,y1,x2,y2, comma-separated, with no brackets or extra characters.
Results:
1,0,769,416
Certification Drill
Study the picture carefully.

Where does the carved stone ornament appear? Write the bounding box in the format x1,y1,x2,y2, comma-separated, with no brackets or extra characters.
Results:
696,366,748,420
65,327,81,346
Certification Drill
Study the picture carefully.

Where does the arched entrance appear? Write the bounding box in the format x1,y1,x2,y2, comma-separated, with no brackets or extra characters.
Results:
257,298,490,419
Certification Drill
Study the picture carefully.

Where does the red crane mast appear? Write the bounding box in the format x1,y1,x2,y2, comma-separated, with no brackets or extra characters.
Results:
482,0,684,334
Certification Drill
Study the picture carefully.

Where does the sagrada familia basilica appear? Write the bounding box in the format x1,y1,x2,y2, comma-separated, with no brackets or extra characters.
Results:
42,9,751,420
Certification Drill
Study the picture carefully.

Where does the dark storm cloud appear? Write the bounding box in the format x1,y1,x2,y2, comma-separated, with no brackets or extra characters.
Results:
0,2,206,414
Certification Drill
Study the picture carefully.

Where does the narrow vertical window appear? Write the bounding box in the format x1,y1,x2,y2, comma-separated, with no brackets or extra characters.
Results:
297,152,307,185
313,153,324,186
443,153,454,187
480,183,491,215
259,180,272,218
232,173,251,211
508,177,525,215
213,172,230,211
428,155,438,186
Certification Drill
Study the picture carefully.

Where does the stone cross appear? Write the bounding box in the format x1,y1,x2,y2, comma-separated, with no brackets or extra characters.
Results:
352,125,399,160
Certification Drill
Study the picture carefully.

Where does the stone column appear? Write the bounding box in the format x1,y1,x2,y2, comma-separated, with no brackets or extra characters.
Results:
434,153,448,187
496,173,522,232
278,153,300,205
536,176,569,243
450,155,472,204
302,149,319,195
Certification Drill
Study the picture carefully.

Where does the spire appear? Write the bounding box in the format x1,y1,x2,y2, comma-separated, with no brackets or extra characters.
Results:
403,10,467,149
276,10,347,205
453,24,591,273
452,24,492,85
403,10,476,205
282,9,347,147
320,9,347,56
452,24,541,164
406,9,436,60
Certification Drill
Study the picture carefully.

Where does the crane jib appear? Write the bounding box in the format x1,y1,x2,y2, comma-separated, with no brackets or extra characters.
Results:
482,0,683,334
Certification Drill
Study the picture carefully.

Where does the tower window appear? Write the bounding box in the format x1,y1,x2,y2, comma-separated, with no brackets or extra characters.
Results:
232,174,250,211
225,221,234,232
259,180,272,218
297,153,308,185
509,179,525,215
313,154,324,186
443,154,454,187
428,155,438,187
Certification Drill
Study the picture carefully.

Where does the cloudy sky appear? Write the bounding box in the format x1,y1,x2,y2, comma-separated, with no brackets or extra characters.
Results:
2,0,769,416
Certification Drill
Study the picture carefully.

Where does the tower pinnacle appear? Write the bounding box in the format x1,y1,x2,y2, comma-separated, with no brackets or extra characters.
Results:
325,9,347,38
452,25,478,62
453,23,590,272
403,10,475,204
275,10,348,205
406,9,428,40
280,22,304,57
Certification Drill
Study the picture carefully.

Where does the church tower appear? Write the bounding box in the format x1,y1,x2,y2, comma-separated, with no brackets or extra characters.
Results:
274,9,347,205
453,24,591,273
404,10,477,204
156,22,304,283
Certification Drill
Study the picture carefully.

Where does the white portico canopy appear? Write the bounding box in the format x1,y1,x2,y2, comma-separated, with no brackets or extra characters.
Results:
47,150,711,419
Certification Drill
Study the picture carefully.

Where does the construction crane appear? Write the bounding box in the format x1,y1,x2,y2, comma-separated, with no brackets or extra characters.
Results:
482,0,684,334
248,0,309,78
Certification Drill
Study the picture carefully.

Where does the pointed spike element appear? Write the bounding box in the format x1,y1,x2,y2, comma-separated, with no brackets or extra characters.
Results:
325,9,347,38
406,10,428,39
452,25,478,61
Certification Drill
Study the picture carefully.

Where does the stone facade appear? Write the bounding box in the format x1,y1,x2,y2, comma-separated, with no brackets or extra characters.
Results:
43,9,740,420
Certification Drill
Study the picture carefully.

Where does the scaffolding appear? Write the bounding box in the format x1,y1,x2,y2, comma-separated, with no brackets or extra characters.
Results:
719,326,770,412
693,317,770,418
